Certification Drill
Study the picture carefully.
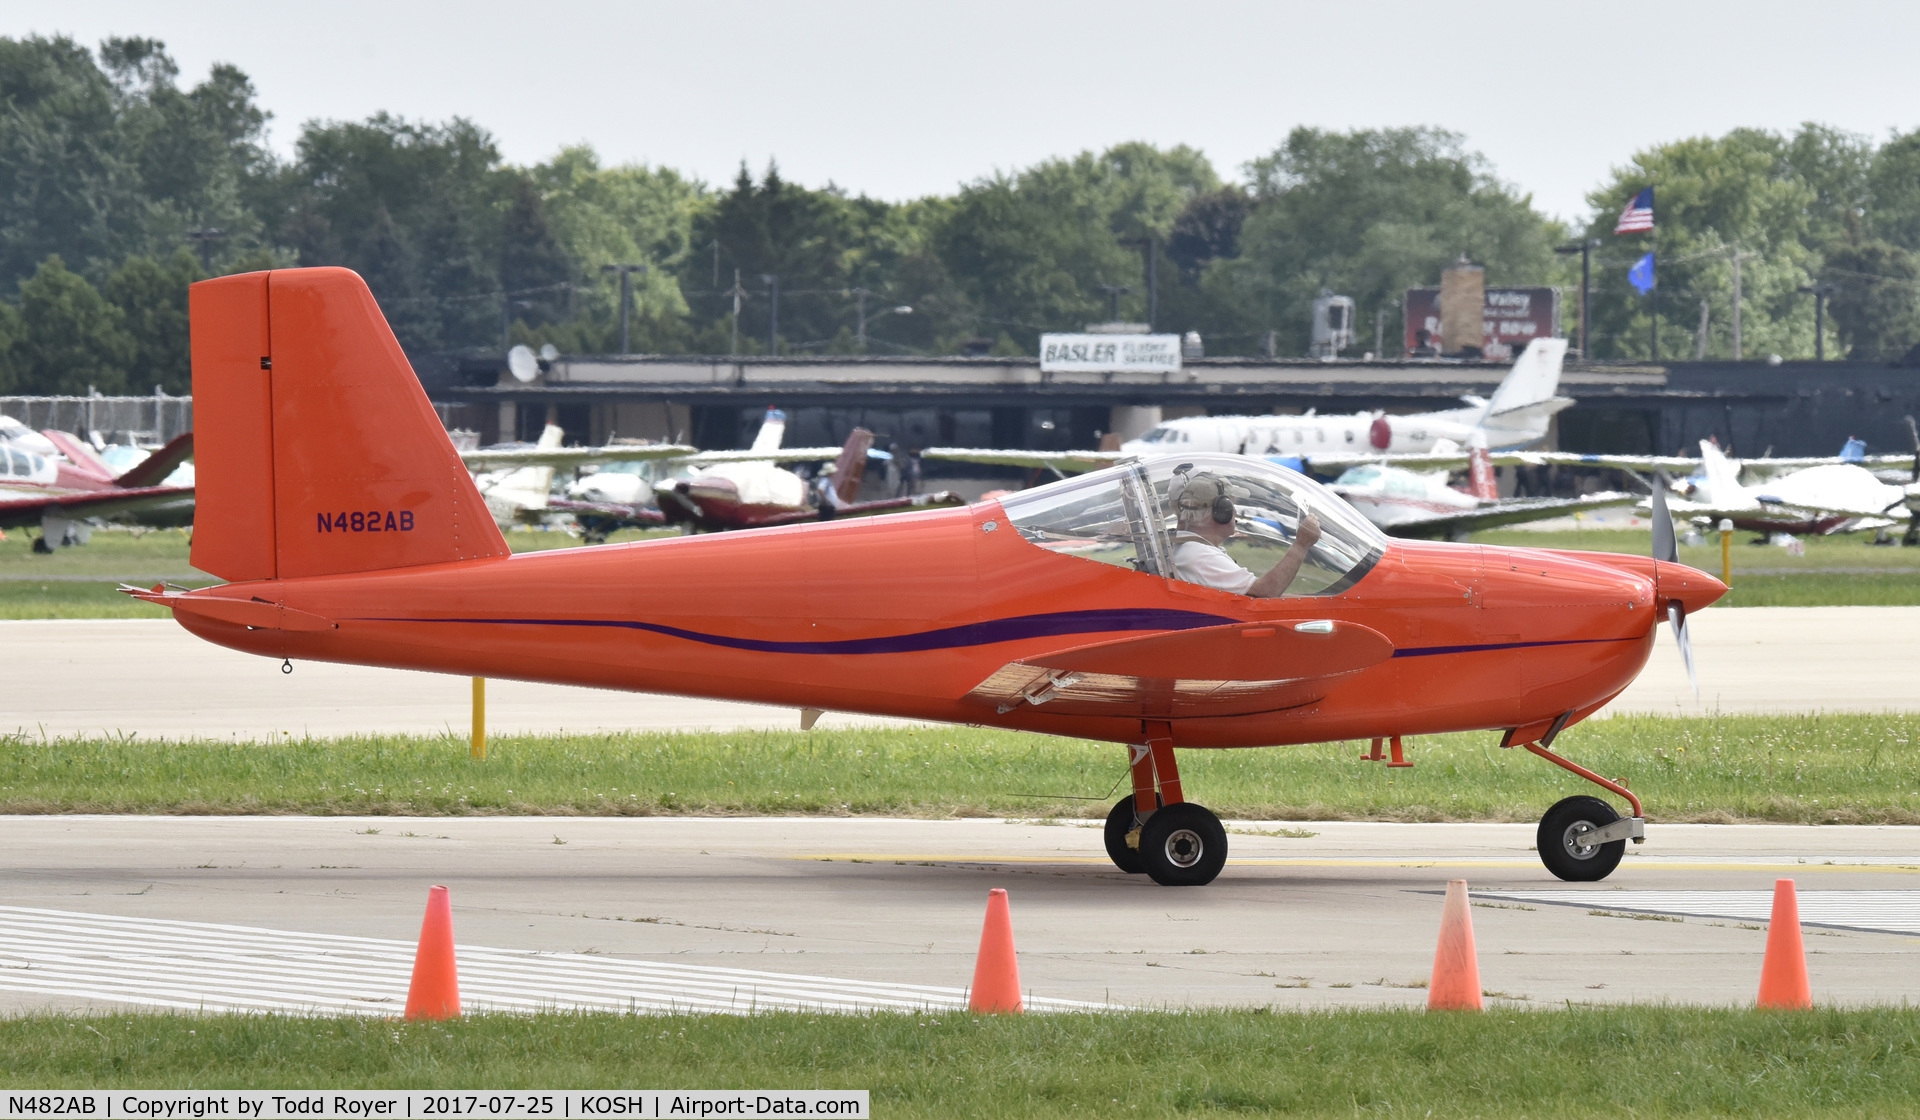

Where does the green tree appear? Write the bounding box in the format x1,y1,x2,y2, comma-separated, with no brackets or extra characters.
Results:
1214,127,1559,357
11,255,133,394
105,248,200,393
935,143,1220,351
1824,240,1920,360
1580,127,1843,361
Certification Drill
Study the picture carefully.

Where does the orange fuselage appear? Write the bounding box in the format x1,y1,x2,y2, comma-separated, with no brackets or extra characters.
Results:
176,502,1720,749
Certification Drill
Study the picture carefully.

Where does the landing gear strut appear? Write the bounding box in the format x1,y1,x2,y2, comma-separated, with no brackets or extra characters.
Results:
1519,732,1645,882
1103,723,1228,886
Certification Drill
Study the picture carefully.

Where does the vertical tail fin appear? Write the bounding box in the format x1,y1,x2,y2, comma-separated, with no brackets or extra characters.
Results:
189,267,509,582
750,408,787,453
1482,339,1569,416
1465,431,1498,501
1696,439,1746,504
825,427,875,508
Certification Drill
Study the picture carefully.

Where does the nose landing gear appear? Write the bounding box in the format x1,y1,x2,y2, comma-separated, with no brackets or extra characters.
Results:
1103,723,1228,886
1519,732,1646,882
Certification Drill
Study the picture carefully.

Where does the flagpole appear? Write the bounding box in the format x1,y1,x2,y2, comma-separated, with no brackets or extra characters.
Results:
1649,180,1659,362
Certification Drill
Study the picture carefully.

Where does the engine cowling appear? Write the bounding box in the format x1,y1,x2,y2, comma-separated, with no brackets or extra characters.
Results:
1369,416,1392,450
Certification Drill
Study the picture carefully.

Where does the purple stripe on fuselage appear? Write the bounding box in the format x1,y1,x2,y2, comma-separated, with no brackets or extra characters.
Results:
345,608,1237,655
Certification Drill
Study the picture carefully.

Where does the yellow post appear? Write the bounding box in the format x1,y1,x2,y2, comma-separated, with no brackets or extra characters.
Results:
1719,518,1733,588
471,677,486,760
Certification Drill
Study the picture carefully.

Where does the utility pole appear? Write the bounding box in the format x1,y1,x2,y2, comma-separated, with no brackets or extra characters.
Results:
1095,284,1130,322
501,296,532,352
1798,283,1835,360
1374,307,1386,357
184,228,225,272
1120,238,1158,329
727,269,744,356
1730,250,1745,361
761,274,779,354
1554,240,1597,357
602,263,647,354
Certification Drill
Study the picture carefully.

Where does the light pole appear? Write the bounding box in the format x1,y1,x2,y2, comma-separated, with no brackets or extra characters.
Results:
850,288,912,349
601,263,647,354
1095,284,1131,323
1554,239,1598,357
1798,282,1835,361
760,274,780,354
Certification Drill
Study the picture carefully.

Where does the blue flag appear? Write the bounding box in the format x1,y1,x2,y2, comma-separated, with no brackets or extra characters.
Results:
1628,252,1656,294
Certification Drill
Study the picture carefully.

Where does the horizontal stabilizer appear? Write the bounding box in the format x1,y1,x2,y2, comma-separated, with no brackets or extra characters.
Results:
112,432,196,488
123,587,336,631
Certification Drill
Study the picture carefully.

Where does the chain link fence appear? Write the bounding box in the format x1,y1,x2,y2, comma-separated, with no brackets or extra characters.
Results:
0,393,193,445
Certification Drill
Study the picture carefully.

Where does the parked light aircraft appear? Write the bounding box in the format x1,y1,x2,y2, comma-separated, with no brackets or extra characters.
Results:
1,427,195,549
138,268,1726,887
1331,437,1634,539
1644,440,1914,535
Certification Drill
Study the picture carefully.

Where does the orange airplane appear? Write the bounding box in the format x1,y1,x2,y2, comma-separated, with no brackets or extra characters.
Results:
133,268,1726,887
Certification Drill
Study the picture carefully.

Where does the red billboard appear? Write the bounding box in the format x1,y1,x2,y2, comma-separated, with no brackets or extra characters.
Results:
1403,287,1561,359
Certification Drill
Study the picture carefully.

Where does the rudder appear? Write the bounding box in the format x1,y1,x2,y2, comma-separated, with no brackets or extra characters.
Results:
190,267,508,582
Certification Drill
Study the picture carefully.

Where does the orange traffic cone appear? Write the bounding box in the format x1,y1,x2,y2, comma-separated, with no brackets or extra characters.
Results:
404,884,462,1019
968,888,1023,1014
1427,879,1483,1011
1757,878,1812,1009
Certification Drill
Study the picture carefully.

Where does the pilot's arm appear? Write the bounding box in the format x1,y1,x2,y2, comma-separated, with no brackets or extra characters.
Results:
1246,512,1322,598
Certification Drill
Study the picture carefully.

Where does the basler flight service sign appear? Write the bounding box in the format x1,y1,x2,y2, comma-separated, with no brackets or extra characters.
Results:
1040,334,1182,374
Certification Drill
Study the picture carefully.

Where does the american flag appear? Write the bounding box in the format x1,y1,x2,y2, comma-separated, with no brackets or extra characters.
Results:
1614,187,1654,234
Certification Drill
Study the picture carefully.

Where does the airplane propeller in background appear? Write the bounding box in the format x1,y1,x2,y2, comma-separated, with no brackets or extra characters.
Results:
1649,477,1698,697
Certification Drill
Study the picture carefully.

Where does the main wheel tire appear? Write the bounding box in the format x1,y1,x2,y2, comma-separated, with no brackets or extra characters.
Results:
1537,795,1626,882
1103,797,1147,874
1138,802,1228,886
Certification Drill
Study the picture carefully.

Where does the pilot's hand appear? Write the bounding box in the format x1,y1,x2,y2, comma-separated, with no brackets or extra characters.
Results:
1295,512,1323,551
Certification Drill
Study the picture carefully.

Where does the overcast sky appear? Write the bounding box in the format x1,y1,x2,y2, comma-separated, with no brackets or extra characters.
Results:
12,1,1920,225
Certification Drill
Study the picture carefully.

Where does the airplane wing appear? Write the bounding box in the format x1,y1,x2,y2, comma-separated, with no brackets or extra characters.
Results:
740,490,969,529
1512,452,1704,473
111,432,195,488
674,446,848,466
965,618,1393,719
460,444,697,469
0,485,196,530
1373,492,1639,539
1299,450,1545,474
1650,496,1910,523
921,448,1123,474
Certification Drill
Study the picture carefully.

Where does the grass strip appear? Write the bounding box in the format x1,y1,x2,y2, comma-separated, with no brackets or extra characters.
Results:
4,1007,1920,1117
2,714,1915,824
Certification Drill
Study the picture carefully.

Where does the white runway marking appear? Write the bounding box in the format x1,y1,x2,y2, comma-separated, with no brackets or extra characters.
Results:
1474,890,1920,936
0,907,1093,1015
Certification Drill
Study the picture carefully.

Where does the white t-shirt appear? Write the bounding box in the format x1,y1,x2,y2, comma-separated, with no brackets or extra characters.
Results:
1173,540,1254,595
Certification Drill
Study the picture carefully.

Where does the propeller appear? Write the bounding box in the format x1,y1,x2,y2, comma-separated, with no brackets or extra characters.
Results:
1649,478,1698,696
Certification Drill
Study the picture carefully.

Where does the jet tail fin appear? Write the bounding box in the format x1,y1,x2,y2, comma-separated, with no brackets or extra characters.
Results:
189,267,509,582
1482,339,1569,417
825,427,875,508
112,432,195,488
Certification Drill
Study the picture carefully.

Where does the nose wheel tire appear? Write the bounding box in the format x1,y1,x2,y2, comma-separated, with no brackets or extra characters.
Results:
1103,797,1148,874
1537,795,1626,882
1139,803,1228,886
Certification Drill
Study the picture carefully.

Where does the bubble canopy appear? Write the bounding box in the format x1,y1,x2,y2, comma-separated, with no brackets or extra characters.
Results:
997,453,1387,597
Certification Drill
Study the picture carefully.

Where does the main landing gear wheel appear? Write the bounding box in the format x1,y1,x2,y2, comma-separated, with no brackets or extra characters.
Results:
1103,797,1147,874
1537,795,1626,882
1139,803,1228,886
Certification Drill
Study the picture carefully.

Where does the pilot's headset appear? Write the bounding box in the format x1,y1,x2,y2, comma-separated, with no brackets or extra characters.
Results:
1169,464,1238,527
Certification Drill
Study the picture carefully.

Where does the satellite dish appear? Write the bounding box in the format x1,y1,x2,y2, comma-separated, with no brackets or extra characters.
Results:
539,343,559,362
507,345,539,383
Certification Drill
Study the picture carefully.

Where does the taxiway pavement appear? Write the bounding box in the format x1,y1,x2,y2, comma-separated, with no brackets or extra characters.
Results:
7,607,1919,741
2,816,1916,1015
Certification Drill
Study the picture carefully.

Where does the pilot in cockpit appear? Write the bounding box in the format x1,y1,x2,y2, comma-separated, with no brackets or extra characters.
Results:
1168,468,1323,597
